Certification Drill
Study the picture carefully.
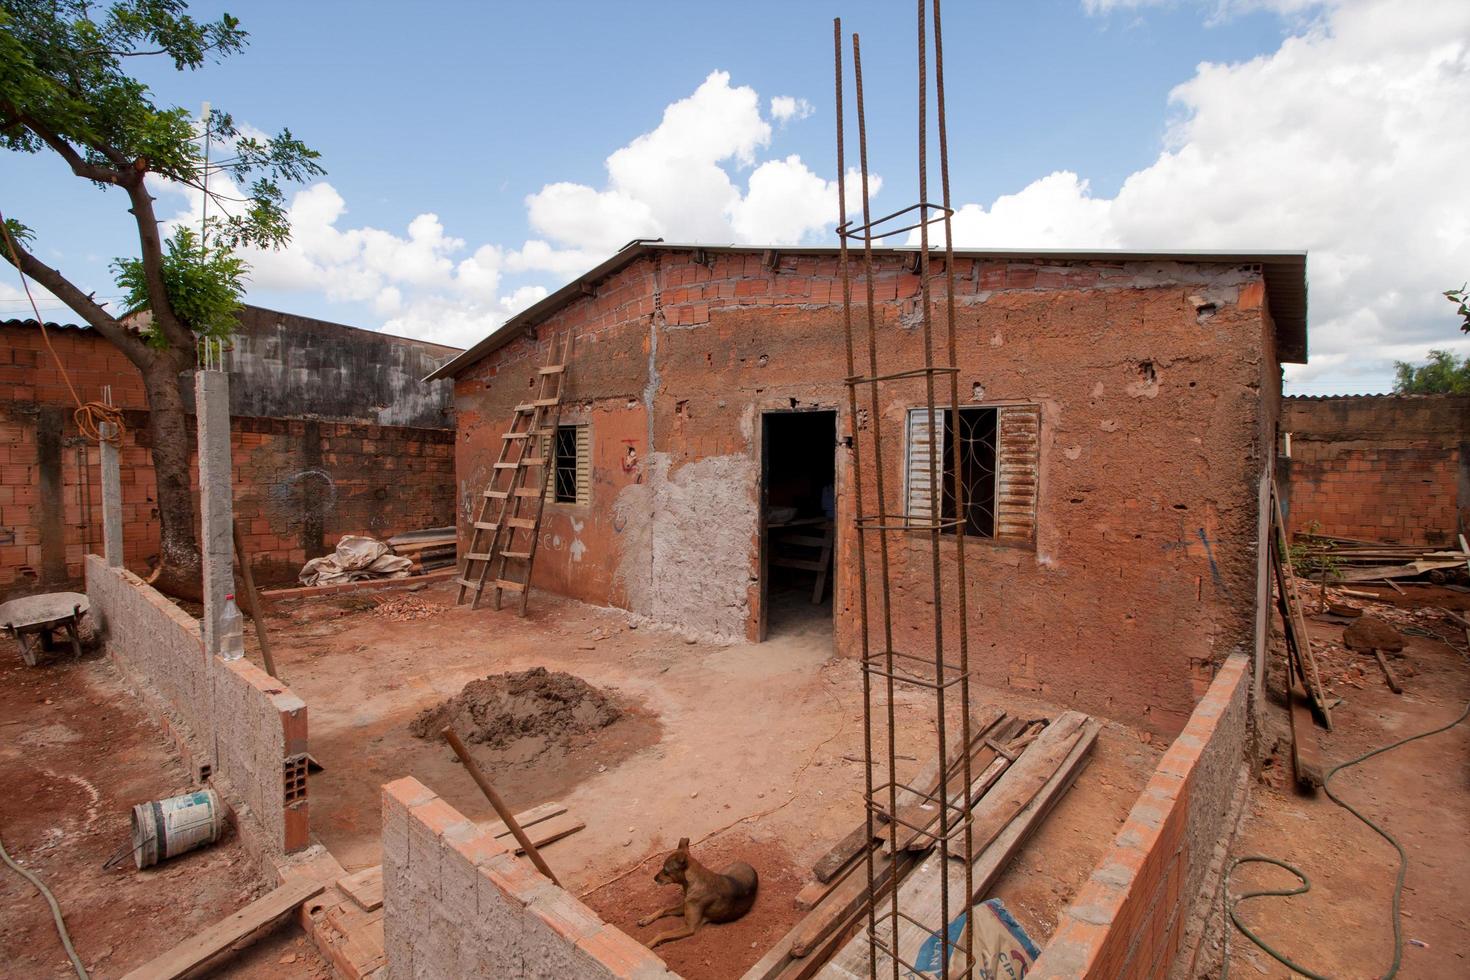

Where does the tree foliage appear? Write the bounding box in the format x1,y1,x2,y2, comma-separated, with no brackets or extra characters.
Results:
1447,283,1470,334
1392,349,1470,395
0,0,321,592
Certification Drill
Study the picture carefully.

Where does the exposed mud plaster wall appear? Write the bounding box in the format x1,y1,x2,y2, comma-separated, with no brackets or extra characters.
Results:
1281,394,1469,546
1029,653,1251,979
86,555,311,854
452,252,1280,732
381,776,676,979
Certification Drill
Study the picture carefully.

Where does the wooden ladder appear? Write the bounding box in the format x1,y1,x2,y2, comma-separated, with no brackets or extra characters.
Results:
456,331,574,614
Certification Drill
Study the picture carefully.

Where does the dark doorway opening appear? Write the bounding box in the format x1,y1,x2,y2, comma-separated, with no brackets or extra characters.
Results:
760,410,837,641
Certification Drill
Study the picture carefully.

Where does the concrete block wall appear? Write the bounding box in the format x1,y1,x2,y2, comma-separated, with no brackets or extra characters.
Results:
85,555,213,752
382,777,677,980
214,656,311,852
1028,652,1251,979
86,555,311,855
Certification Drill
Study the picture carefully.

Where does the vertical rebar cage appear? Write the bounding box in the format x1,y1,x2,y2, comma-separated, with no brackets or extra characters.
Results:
834,1,978,977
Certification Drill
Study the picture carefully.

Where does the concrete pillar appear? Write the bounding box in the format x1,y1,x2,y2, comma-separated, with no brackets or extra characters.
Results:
196,369,235,657
100,422,124,567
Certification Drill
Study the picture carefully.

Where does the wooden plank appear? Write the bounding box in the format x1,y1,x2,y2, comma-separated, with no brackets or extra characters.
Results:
817,713,1090,978
338,866,383,912
481,801,567,839
1372,648,1403,694
120,878,325,980
1288,655,1324,790
505,812,584,853
809,707,1006,884
1271,488,1331,730
1337,560,1463,583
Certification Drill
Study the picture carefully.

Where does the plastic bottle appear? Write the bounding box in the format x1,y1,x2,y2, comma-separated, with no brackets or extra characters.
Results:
219,593,245,661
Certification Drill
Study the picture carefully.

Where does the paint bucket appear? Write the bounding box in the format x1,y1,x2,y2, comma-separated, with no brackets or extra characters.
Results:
130,788,225,869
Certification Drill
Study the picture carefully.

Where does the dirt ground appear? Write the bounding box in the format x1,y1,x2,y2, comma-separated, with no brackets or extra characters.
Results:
0,641,329,979
253,578,1160,977
1212,584,1470,979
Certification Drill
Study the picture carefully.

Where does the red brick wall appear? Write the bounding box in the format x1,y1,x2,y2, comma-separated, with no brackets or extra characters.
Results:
454,249,1281,735
1282,395,1469,546
1,324,455,597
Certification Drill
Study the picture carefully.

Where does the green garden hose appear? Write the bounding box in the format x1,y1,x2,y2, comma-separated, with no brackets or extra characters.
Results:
0,827,89,979
1223,695,1470,979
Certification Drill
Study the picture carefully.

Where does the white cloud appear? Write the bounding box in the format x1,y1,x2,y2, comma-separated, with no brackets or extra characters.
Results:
945,0,1470,392
1083,0,1341,19
525,70,870,252
770,96,814,124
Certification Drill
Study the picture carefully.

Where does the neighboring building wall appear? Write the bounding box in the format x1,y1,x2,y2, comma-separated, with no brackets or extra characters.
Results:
1029,653,1251,979
1282,394,1469,546
454,251,1280,735
86,556,310,854
381,776,676,980
0,317,457,597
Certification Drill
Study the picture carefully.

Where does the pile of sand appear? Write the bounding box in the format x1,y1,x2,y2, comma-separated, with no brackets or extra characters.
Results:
409,667,621,758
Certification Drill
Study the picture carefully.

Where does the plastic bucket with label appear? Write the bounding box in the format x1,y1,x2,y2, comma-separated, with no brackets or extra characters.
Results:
130,788,225,869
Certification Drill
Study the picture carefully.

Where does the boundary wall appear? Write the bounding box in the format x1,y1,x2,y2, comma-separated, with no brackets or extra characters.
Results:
382,776,678,979
1029,653,1251,978
86,554,309,855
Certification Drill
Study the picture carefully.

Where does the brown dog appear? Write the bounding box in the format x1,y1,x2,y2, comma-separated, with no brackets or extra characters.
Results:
638,837,758,948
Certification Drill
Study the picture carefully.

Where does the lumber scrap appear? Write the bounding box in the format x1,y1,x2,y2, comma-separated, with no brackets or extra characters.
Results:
120,877,325,980
817,713,1097,978
480,800,566,838
1371,648,1403,694
1287,655,1324,790
505,812,585,853
1271,487,1332,730
808,705,1006,884
338,865,384,912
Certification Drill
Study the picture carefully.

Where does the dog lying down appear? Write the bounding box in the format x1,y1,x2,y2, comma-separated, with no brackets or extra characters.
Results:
638,837,759,949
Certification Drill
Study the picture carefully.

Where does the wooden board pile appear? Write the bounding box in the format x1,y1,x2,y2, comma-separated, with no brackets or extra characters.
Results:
1298,533,1470,586
742,706,1100,980
387,526,457,573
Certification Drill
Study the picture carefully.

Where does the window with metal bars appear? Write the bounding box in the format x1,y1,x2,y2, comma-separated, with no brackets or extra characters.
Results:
553,425,580,503
906,404,1040,543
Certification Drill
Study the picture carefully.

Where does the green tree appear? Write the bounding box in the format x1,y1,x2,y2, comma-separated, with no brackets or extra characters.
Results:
1392,349,1470,395
1447,283,1469,334
0,1,321,598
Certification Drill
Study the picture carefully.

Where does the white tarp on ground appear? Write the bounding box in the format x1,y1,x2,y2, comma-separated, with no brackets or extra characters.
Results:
298,535,412,586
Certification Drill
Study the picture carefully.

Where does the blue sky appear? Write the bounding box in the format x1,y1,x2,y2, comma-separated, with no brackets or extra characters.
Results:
4,0,1468,393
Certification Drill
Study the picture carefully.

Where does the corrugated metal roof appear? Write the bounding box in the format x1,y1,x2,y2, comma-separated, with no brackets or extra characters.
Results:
425,242,1309,381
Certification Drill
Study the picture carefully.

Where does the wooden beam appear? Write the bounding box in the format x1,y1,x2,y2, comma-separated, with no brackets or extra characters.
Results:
120,878,325,980
818,713,1092,977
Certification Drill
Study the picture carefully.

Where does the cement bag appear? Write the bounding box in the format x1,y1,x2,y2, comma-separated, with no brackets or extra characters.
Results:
299,535,413,586
916,898,1040,979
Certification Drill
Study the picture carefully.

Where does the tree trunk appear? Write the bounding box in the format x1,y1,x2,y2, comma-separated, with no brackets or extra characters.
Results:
140,353,204,602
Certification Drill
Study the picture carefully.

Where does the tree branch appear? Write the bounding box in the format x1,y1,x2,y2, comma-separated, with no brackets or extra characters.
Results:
0,228,150,365
122,180,194,351
0,102,134,187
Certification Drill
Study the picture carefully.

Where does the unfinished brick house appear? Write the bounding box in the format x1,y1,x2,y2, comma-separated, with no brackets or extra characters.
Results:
431,242,1308,736
1,305,460,598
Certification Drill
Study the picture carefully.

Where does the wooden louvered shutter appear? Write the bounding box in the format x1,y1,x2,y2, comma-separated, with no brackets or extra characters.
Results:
906,408,945,523
575,424,590,505
995,405,1040,543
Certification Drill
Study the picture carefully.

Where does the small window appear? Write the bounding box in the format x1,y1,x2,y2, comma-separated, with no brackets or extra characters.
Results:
906,404,1040,543
544,423,590,506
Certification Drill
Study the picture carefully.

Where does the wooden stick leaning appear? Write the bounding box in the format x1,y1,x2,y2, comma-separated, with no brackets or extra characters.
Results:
232,518,278,678
442,725,561,886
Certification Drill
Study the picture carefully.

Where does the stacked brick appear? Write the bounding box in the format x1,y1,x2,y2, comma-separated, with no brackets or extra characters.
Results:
1029,654,1251,978
382,777,675,979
